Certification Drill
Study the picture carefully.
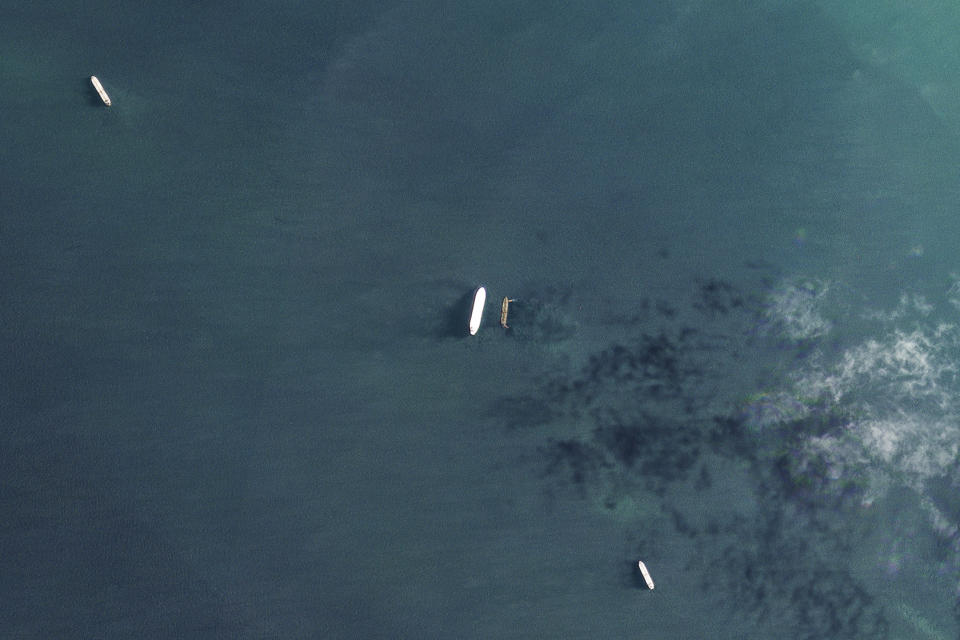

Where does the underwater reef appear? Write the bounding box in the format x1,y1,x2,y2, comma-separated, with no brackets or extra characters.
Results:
492,272,913,638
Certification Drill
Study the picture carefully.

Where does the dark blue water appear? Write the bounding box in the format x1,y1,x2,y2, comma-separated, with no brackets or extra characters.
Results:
3,2,960,637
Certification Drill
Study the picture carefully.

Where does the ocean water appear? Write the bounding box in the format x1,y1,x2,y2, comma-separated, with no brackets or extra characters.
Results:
2,1,960,638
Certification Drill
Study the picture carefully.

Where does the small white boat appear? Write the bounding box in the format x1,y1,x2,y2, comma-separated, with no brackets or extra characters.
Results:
90,75,111,106
469,286,486,335
637,560,655,589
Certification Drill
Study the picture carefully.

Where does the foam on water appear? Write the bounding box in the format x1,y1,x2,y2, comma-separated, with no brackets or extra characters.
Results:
763,277,835,341
759,276,959,472
751,273,960,610
948,273,960,312
803,325,959,411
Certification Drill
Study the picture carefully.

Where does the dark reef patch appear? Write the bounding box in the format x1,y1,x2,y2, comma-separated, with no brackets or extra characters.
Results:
592,410,701,484
701,505,890,638
539,438,610,489
695,277,747,315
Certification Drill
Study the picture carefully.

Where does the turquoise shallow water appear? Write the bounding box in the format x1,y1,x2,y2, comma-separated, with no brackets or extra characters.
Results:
3,2,960,637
